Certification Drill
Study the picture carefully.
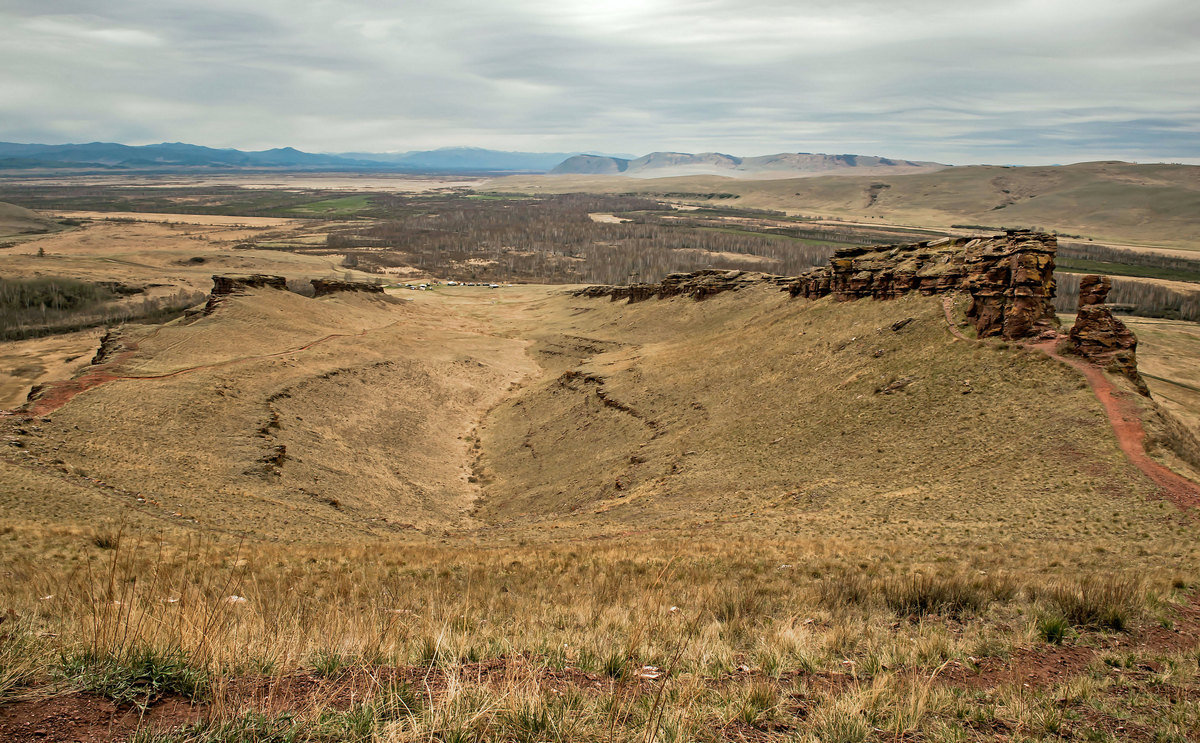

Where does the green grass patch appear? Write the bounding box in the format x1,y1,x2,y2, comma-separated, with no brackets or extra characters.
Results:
59,648,209,709
284,195,373,216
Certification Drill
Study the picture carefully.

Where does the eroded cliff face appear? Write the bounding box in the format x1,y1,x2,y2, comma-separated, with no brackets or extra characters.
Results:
311,279,385,297
577,231,1059,341
572,269,791,303
205,274,288,314
787,230,1057,340
1064,275,1149,395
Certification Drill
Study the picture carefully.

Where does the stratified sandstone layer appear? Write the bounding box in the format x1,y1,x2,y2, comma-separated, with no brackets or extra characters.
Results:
788,230,1057,340
205,274,288,315
1065,274,1149,395
577,231,1058,341
573,269,791,303
311,279,385,297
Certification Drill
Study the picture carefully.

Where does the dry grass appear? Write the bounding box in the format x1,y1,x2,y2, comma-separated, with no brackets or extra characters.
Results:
2,211,1200,739
1,532,1197,741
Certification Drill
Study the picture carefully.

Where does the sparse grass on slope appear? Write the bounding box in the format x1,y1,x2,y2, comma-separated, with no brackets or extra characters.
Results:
2,282,1199,740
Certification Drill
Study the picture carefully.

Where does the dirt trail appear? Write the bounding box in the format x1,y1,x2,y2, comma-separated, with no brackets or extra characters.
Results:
1031,338,1200,510
943,293,1200,509
941,295,969,341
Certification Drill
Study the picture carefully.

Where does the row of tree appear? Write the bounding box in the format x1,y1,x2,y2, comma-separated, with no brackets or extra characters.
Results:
1055,272,1200,322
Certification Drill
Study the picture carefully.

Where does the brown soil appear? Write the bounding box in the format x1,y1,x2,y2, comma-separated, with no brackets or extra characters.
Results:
0,693,201,743
6,596,1196,743
949,591,1200,693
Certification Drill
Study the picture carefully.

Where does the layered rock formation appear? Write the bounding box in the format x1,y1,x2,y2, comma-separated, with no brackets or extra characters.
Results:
573,269,790,303
205,274,288,314
788,230,1057,339
211,274,287,294
576,231,1059,341
1064,275,1149,395
311,279,385,297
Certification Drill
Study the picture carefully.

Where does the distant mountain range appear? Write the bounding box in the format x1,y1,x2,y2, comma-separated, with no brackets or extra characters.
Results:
335,147,587,172
0,142,609,174
0,141,948,177
550,151,948,178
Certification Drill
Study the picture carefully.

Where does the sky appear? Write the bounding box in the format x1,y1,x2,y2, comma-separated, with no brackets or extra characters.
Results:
1,0,1197,165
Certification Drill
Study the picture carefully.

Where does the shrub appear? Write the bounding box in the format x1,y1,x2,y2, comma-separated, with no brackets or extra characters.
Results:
1037,613,1071,644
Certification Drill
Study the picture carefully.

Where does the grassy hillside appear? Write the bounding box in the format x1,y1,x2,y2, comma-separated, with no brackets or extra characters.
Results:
0,200,64,237
486,162,1200,250
2,282,1199,742
3,282,1184,546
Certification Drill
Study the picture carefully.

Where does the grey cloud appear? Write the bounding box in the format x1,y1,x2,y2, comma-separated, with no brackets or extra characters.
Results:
0,0,1197,163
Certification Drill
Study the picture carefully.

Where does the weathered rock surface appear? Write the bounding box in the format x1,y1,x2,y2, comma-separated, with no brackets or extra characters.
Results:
1077,274,1111,306
211,274,287,295
573,269,791,303
788,230,1058,339
1064,274,1149,395
575,232,1058,341
205,274,287,314
311,279,385,297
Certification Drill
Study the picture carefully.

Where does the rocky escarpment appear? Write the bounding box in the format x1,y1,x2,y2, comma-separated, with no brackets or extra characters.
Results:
205,274,288,314
1063,275,1148,395
576,231,1058,341
573,269,791,303
788,230,1057,340
311,279,385,297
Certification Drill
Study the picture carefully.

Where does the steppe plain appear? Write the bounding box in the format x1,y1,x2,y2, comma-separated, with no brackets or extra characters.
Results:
0,173,1199,742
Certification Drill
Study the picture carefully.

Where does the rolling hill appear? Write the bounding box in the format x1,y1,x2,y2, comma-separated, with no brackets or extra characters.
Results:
0,200,64,237
550,151,948,178
0,141,620,173
3,273,1189,543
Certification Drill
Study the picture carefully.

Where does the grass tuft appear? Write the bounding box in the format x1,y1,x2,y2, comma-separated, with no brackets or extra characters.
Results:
59,648,208,709
1046,575,1143,631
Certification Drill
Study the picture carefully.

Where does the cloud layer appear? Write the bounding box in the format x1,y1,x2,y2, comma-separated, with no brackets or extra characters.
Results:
1,1,1197,164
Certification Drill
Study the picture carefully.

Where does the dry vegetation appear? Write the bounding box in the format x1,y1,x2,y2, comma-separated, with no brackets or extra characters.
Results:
1,527,1198,742
0,187,1199,741
2,283,1199,741
486,161,1200,249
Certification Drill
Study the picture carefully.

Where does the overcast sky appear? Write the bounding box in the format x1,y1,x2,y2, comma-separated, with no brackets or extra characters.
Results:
1,0,1197,164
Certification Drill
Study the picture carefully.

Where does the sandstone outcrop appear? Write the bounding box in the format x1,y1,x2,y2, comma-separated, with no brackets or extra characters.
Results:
573,269,790,303
210,274,287,295
205,274,287,314
311,279,385,297
1064,274,1149,395
574,232,1058,341
1077,274,1110,306
788,230,1058,339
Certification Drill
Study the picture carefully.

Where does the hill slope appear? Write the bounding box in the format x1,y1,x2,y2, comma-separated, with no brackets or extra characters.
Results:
0,200,62,236
1,279,1181,544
